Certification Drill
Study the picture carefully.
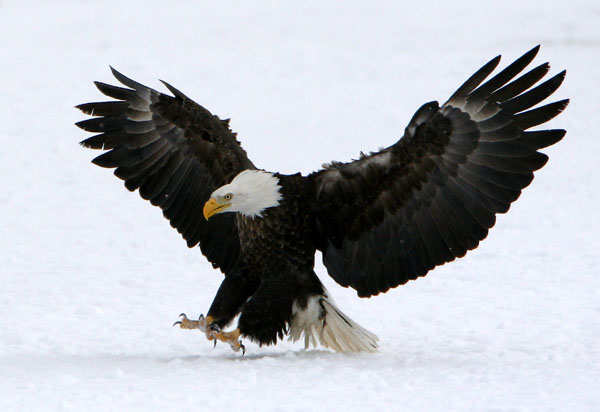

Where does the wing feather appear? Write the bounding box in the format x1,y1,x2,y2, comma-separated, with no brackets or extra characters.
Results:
311,47,568,297
77,68,256,273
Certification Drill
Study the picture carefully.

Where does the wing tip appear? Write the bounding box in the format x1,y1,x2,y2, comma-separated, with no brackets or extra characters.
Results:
554,98,570,113
74,119,90,131
109,66,125,82
109,66,151,92
528,44,541,57
159,79,190,100
79,137,94,149
74,103,89,114
555,128,567,140
555,70,567,87
90,152,113,168
93,80,116,95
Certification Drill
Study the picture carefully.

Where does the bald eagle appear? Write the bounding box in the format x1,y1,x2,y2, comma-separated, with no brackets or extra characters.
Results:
77,46,568,354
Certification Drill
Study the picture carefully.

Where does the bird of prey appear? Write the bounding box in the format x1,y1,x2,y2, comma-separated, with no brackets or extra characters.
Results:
77,46,568,353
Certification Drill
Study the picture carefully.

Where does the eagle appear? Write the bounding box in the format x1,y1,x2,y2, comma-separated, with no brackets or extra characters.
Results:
77,46,568,354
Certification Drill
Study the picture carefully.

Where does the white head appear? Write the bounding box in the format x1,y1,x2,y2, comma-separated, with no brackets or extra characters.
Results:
203,170,283,219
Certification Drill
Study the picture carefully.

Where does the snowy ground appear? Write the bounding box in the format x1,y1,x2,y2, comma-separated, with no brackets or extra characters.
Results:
1,1,599,411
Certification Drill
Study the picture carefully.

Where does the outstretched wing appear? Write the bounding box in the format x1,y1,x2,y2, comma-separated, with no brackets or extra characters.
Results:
311,46,568,297
76,68,256,273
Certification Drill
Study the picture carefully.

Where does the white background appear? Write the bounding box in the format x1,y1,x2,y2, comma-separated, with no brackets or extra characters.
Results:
1,1,598,411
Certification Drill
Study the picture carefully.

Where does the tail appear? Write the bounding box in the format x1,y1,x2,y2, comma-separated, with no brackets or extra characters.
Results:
289,292,379,352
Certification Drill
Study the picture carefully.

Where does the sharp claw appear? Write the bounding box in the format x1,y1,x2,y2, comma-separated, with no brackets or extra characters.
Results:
175,312,242,354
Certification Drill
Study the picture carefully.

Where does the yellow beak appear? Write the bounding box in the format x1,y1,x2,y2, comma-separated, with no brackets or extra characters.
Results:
203,198,231,220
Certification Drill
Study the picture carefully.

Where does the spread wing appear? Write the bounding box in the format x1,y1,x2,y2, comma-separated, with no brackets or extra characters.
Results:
76,68,255,274
310,46,568,297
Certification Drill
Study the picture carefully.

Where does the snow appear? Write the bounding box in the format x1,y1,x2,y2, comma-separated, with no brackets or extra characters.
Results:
1,1,599,411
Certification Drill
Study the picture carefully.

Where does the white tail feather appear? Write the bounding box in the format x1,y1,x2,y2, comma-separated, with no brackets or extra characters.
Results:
289,292,379,352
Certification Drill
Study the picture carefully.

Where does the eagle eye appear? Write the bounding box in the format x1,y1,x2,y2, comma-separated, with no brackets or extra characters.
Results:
223,193,233,201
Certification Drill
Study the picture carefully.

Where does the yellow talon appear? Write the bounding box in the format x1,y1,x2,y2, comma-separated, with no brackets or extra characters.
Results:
213,328,241,343
174,314,244,354
213,328,245,354
173,314,213,331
